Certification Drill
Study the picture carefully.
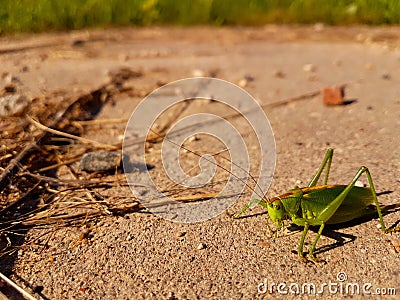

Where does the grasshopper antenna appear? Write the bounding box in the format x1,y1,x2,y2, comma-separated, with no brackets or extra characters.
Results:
148,128,268,202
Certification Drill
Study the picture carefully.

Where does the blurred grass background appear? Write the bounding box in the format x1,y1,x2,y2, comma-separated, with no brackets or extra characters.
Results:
1,0,400,34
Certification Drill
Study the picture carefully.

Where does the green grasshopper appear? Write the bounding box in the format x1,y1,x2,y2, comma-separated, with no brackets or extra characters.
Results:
233,148,399,262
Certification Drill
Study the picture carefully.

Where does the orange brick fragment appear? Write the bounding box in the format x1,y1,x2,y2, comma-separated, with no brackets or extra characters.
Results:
322,86,345,106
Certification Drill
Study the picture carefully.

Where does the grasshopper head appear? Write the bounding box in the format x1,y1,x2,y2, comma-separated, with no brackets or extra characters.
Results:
267,199,285,229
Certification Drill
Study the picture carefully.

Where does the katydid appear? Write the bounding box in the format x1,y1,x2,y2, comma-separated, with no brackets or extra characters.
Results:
233,148,399,262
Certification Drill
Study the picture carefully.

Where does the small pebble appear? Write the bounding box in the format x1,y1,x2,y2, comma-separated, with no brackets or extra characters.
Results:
238,78,248,88
273,70,286,78
167,291,176,300
197,243,206,250
3,73,13,84
238,75,255,88
4,84,17,93
188,135,199,142
244,75,255,82
176,231,186,237
79,151,121,172
192,69,205,77
0,94,30,117
303,64,316,72
354,180,365,187
72,39,86,46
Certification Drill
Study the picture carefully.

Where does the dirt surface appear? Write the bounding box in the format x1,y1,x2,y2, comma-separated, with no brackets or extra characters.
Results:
1,26,400,299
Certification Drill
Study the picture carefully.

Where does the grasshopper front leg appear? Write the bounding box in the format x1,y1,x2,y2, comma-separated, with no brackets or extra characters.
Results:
292,217,325,262
232,199,268,219
298,223,309,262
309,223,325,261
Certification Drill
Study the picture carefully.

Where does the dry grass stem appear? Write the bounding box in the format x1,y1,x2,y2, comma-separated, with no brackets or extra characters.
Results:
27,115,118,150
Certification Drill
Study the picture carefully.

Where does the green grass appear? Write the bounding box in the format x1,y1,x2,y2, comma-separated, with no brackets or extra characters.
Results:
1,0,400,34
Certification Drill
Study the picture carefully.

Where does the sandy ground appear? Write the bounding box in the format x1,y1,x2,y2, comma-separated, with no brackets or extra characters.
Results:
1,26,400,299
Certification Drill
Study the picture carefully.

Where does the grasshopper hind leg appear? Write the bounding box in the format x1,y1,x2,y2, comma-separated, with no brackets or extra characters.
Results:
339,165,390,233
305,165,392,262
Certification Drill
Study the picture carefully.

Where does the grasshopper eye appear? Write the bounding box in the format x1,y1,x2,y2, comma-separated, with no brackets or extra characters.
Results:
274,203,281,210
